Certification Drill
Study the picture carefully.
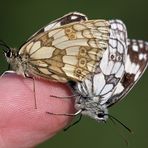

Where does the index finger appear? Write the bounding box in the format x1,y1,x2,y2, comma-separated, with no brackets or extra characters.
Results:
0,74,75,148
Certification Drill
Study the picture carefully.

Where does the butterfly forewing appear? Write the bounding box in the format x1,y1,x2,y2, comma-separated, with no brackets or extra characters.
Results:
106,39,148,107
28,12,88,41
19,20,110,82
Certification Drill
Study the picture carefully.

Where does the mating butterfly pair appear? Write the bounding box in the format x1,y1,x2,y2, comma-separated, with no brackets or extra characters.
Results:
1,12,148,124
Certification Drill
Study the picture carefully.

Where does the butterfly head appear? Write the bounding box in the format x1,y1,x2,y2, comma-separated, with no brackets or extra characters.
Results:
4,47,18,63
0,41,27,77
92,104,108,122
75,98,108,122
0,40,17,62
4,47,28,76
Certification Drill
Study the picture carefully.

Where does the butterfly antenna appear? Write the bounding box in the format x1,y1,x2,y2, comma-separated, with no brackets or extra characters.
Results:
108,116,129,146
0,40,10,52
107,114,133,133
0,40,11,71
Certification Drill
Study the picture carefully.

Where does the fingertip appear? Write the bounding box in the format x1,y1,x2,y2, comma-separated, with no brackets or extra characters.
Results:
0,74,76,147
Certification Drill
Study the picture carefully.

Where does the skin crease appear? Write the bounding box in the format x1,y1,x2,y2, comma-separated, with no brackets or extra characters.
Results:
0,74,75,148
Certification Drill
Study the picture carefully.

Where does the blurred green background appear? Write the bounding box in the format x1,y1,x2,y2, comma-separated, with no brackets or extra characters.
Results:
0,0,148,147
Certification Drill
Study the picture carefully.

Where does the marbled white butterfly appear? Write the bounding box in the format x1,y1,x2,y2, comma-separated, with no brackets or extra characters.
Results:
67,21,148,123
47,19,147,127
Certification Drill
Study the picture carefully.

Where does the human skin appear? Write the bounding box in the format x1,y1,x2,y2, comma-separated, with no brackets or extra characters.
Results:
0,74,75,148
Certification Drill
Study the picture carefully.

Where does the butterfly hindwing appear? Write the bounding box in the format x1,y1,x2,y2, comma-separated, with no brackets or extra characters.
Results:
92,20,128,105
106,39,148,107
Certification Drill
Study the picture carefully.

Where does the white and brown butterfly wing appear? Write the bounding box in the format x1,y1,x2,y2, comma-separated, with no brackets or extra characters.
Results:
19,20,110,82
28,12,88,41
106,39,148,107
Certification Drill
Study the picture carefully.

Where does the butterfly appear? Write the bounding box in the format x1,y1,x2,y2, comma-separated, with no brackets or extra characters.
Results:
2,12,110,83
65,20,148,124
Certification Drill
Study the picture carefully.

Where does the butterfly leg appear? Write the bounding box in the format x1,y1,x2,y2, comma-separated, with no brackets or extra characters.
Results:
25,75,37,109
0,70,16,77
46,109,82,130
50,94,78,99
46,109,82,116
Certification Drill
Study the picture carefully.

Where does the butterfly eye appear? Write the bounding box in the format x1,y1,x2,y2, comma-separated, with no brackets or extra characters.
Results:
97,112,105,119
4,49,12,58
